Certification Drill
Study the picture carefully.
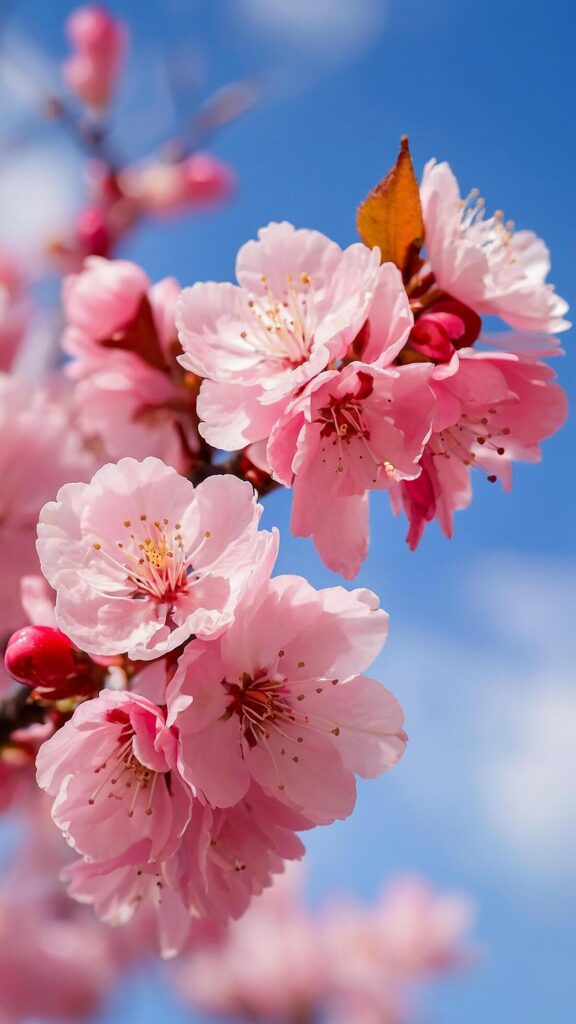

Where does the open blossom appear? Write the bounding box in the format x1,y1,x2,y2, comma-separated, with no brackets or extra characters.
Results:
63,258,197,470
63,6,126,112
0,374,91,638
36,690,192,865
62,782,311,958
37,457,277,660
268,360,434,578
392,349,568,548
168,575,405,825
420,160,569,334
176,221,382,449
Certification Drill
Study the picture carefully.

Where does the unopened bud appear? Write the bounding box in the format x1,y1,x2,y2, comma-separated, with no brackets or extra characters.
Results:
75,206,111,257
5,626,97,701
63,6,127,111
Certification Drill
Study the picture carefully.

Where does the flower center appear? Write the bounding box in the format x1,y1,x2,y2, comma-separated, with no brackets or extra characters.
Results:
458,189,516,262
89,716,166,818
92,515,210,604
223,665,342,791
243,272,317,367
431,408,511,481
316,375,396,481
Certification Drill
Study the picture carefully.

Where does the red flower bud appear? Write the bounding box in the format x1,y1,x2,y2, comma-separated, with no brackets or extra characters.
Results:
4,627,97,701
75,206,111,257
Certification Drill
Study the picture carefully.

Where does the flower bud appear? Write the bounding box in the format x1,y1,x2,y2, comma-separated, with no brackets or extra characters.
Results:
63,6,126,111
4,626,97,701
118,154,234,216
74,206,111,257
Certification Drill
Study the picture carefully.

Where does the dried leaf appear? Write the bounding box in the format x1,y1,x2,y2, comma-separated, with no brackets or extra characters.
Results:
357,137,424,275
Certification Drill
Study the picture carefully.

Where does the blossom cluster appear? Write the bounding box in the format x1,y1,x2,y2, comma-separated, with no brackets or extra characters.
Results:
26,457,405,955
174,146,568,575
0,5,569,1000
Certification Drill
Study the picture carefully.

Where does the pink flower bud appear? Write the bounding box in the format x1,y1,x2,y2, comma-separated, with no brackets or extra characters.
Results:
67,5,118,53
74,206,112,257
119,154,234,216
63,6,126,111
183,154,235,206
5,626,97,700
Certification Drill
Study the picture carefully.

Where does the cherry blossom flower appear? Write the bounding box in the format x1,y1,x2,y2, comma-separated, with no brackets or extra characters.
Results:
0,374,92,639
176,221,382,449
63,259,196,470
268,360,435,578
391,349,568,548
63,6,127,112
369,876,475,976
167,575,405,824
36,690,192,866
37,457,277,660
420,160,569,334
62,782,311,959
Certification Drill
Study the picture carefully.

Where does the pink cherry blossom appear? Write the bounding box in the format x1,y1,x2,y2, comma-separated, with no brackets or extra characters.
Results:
63,257,149,355
176,221,382,449
62,782,311,959
370,876,475,976
36,690,192,865
37,457,277,660
391,349,568,548
63,260,196,469
167,575,405,825
0,374,92,639
267,361,434,578
420,159,570,334
63,6,127,112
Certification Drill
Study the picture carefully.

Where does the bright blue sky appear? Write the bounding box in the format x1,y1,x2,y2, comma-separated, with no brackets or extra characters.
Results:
3,1,575,1021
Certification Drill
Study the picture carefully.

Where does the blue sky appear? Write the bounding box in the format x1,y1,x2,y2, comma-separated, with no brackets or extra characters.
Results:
2,0,575,1021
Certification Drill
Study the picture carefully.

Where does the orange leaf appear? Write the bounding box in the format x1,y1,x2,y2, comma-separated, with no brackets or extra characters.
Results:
357,137,424,275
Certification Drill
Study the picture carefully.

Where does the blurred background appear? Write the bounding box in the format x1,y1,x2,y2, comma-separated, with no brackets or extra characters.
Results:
0,0,574,1021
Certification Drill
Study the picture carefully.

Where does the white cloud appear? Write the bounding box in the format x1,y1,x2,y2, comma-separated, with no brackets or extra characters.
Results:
480,680,576,874
237,0,387,58
0,142,83,271
384,553,576,889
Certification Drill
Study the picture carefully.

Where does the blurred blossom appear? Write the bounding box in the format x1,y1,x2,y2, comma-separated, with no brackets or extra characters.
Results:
0,374,93,638
172,863,474,1023
119,153,235,217
0,250,27,370
62,6,128,113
